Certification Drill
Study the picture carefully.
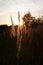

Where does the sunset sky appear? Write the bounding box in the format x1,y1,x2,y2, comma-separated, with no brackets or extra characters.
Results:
0,0,43,25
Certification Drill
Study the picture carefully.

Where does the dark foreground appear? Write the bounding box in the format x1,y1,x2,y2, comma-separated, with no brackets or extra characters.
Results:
0,24,43,65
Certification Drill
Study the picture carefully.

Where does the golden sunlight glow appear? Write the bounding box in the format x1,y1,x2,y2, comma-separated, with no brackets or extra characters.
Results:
13,16,23,26
19,17,23,26
12,11,23,26
13,15,19,25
